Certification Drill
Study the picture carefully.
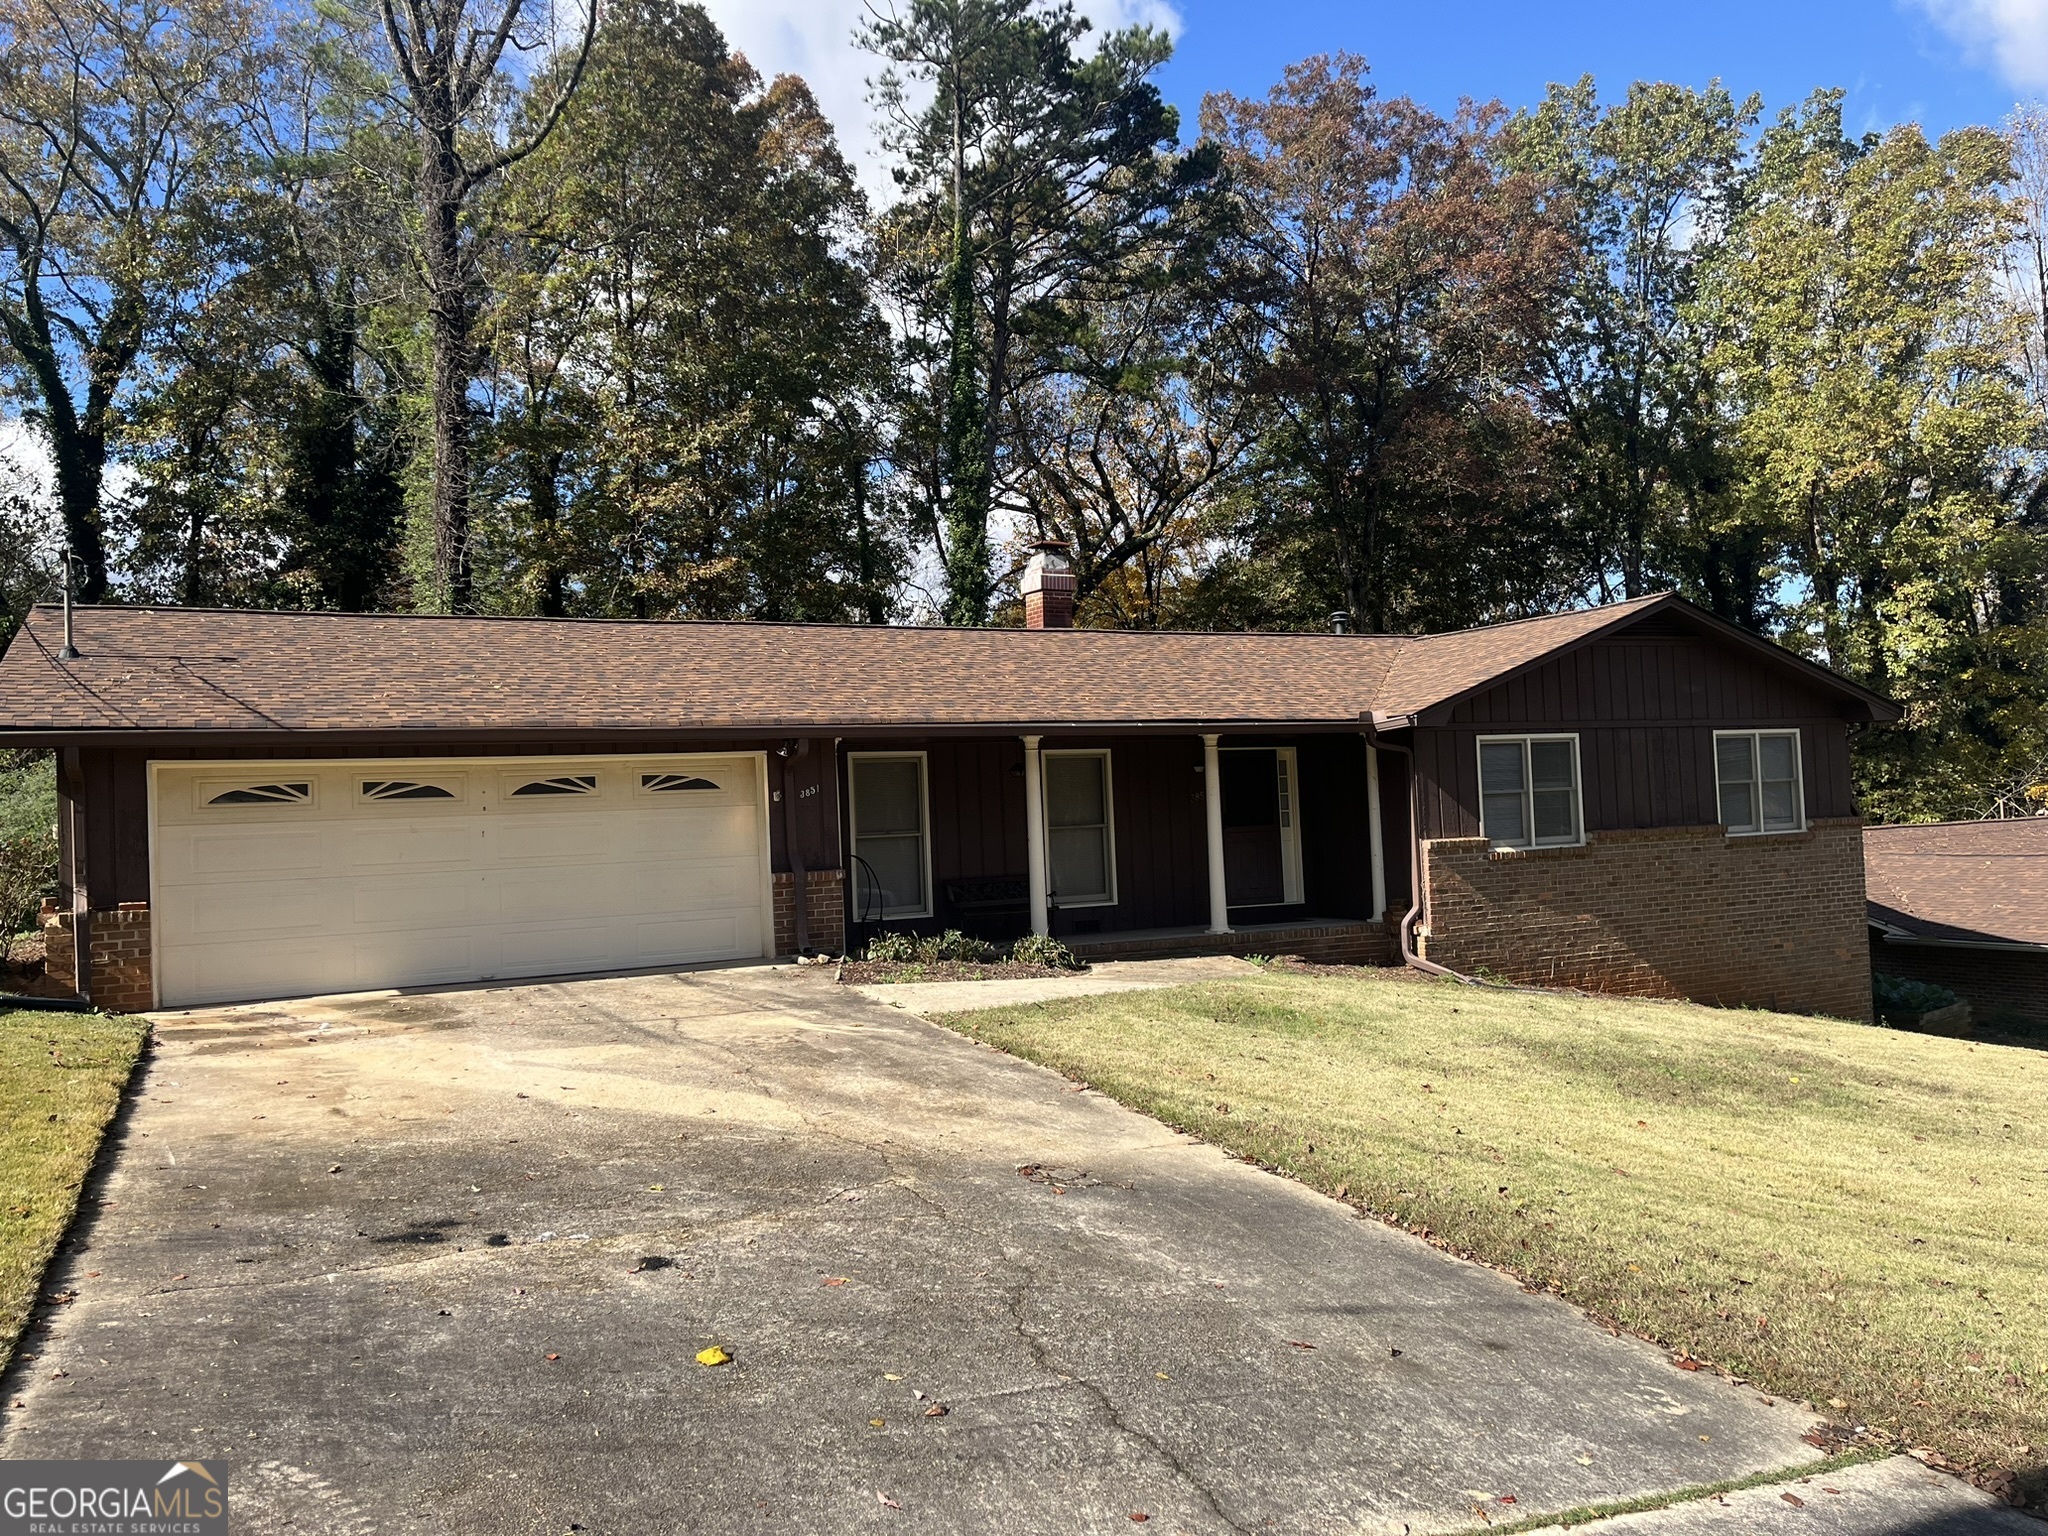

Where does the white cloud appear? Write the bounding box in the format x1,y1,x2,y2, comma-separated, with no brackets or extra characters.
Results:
1915,0,2048,87
699,0,1182,204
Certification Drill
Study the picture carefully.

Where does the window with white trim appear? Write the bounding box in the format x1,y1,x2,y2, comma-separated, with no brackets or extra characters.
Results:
849,754,930,919
1477,735,1582,849
1044,750,1116,907
1715,730,1804,835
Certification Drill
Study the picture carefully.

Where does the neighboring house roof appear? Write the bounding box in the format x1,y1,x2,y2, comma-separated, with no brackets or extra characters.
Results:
0,593,1895,741
1865,819,2048,951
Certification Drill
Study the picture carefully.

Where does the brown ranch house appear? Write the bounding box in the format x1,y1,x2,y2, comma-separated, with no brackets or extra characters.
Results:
0,558,1896,1021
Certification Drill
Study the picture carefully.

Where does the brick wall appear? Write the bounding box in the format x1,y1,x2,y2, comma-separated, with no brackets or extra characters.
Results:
1870,937,2046,1031
1419,818,1872,1020
1071,921,1396,967
773,868,846,957
40,900,155,1013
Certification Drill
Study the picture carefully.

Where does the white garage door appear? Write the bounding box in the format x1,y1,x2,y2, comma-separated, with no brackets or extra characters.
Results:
150,754,772,1008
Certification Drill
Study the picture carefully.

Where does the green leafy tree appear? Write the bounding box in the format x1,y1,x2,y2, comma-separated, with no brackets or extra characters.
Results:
0,0,272,600
864,0,1185,623
1510,77,1766,621
1706,92,2044,818
478,0,898,620
113,17,415,609
369,0,596,612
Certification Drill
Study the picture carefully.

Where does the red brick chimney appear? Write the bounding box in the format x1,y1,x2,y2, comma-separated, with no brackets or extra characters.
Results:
1021,539,1076,629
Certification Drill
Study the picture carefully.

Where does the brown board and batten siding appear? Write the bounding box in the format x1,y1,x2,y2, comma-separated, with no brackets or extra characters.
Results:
59,737,845,910
1410,628,1861,840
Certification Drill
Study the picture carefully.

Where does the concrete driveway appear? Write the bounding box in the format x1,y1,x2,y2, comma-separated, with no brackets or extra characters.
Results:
0,964,2016,1533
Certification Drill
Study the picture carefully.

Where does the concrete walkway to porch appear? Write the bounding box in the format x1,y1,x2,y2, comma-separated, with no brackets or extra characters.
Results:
1065,915,1393,965
849,953,1261,1015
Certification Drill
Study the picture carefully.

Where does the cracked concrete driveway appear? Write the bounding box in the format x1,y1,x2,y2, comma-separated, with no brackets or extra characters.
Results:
0,964,1926,1533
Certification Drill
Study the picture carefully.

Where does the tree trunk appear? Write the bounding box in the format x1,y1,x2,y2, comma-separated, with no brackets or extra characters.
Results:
3,276,116,601
528,444,567,617
853,457,885,624
48,421,110,604
420,126,474,613
938,69,990,626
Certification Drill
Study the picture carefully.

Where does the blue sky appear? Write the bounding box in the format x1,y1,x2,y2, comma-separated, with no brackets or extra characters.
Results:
702,0,2048,197
1155,0,2028,142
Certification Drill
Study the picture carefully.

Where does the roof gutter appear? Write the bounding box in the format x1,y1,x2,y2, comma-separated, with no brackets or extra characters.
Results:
0,719,1387,749
1873,929,2048,955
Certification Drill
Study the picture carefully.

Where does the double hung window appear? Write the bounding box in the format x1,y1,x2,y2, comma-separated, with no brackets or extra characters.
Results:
1715,731,1804,835
1477,735,1582,849
1044,751,1115,907
850,754,931,919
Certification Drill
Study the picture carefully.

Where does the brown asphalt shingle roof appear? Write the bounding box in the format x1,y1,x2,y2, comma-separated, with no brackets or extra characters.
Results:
1865,819,2048,949
0,593,1887,738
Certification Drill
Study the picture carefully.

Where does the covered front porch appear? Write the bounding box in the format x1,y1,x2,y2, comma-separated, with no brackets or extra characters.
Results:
837,730,1410,962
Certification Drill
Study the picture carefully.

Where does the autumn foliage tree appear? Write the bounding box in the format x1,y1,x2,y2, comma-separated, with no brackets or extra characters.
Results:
1197,56,1576,632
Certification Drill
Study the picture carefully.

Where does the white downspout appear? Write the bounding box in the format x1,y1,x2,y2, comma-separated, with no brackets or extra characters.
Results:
1365,736,1387,922
1202,733,1231,934
1023,735,1049,937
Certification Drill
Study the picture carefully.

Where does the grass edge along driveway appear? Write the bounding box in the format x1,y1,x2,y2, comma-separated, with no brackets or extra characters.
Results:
935,970,2046,1502
0,1010,147,1369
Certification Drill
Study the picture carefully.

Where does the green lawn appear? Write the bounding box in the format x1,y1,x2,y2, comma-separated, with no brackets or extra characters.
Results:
0,1010,147,1366
936,969,2047,1494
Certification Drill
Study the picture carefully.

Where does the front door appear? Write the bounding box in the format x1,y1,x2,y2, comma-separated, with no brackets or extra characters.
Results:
1221,750,1285,906
1221,747,1305,909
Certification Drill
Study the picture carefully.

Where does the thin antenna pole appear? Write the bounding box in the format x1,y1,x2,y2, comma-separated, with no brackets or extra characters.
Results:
57,550,79,660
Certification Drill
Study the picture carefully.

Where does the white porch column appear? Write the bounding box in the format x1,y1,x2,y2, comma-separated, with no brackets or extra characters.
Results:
1202,733,1231,934
1023,735,1049,937
1365,737,1387,922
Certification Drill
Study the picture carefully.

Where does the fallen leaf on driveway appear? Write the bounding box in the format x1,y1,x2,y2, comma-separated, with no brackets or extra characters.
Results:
1674,1355,1702,1371
1129,1514,1149,1523
695,1346,730,1367
870,1418,886,1428
1781,1493,1805,1508
822,1276,850,1287
545,1353,560,1362
876,1492,901,1510
1285,1341,1316,1350
923,1404,948,1418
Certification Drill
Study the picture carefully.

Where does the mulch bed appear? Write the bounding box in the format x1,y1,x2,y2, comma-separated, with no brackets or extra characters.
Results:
0,933,68,999
837,959,1088,985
